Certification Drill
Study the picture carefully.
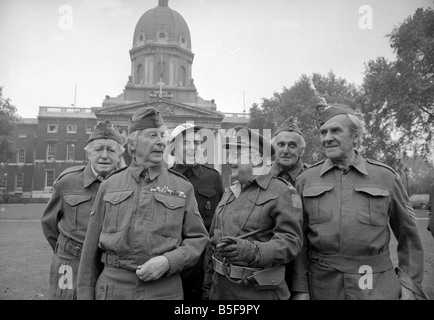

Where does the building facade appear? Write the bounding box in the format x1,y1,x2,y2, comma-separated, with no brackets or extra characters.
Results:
0,0,249,203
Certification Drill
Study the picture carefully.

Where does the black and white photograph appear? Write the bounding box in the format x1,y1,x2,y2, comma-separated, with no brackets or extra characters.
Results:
0,0,433,307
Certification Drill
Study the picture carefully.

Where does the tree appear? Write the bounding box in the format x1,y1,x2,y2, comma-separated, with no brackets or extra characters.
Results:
0,87,20,163
248,71,360,164
360,7,434,167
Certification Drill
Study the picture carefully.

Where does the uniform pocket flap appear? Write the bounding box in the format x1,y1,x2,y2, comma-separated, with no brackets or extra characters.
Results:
154,193,185,209
354,187,389,197
63,194,92,206
103,190,134,205
303,185,334,197
253,265,285,286
197,188,216,198
248,192,278,205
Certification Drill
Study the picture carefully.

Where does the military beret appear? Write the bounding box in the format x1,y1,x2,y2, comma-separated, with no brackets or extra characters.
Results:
316,103,356,126
169,123,203,144
87,120,122,145
128,107,165,134
223,125,275,157
274,116,303,137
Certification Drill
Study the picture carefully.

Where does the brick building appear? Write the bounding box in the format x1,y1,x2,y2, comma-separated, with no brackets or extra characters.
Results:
0,0,249,203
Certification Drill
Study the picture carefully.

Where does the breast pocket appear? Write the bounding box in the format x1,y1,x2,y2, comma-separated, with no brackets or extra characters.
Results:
63,194,92,231
303,185,334,225
354,187,390,227
153,193,185,237
103,190,134,233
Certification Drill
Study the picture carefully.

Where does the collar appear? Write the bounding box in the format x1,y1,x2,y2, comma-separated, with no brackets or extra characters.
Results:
320,151,368,176
271,159,304,181
231,166,273,192
83,163,101,188
173,163,201,178
129,159,164,182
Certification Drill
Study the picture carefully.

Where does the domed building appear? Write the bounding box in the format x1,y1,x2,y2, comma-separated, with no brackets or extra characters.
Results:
1,0,249,202
96,0,223,132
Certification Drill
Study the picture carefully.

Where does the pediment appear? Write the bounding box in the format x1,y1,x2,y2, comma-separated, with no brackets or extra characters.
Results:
95,98,224,119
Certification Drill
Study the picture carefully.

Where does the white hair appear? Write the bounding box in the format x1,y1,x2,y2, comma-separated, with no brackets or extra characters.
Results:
346,114,366,146
271,132,306,149
84,139,125,155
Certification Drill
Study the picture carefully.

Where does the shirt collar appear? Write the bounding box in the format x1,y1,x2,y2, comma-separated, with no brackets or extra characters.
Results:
271,159,304,181
320,150,368,176
129,158,164,182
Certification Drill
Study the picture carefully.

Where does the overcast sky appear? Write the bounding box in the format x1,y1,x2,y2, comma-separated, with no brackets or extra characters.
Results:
0,0,432,118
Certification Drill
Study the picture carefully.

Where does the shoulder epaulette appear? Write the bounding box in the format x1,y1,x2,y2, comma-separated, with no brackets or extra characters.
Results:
366,158,397,174
274,176,296,191
275,176,290,185
55,165,86,182
304,159,326,171
168,168,189,182
303,162,311,169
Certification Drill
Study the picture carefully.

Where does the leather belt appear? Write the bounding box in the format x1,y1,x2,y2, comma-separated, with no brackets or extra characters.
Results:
212,255,261,280
310,249,394,274
57,233,82,258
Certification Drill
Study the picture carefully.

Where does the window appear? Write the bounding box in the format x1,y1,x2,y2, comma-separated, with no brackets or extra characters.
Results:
47,124,58,133
66,144,75,161
18,130,27,138
137,64,144,85
45,170,55,188
15,173,24,190
47,144,56,161
0,174,6,189
86,126,94,134
67,125,77,133
18,149,25,163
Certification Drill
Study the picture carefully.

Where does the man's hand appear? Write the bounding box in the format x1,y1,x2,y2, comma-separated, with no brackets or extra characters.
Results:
136,256,170,282
216,236,256,264
400,285,416,300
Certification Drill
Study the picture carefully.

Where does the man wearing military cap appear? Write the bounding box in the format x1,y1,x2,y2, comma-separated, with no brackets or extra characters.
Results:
202,126,303,300
270,116,309,299
77,107,209,300
292,103,427,300
41,119,125,299
168,122,224,300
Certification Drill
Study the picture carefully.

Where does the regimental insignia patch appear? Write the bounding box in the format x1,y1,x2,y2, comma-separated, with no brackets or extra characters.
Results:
292,194,302,209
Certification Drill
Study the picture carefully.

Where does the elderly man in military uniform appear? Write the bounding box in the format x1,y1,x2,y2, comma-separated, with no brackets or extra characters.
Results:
270,116,309,299
293,103,427,300
271,117,309,187
41,120,124,299
168,123,224,300
203,126,303,300
77,107,209,300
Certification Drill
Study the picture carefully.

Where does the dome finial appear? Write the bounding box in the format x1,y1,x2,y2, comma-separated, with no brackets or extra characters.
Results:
159,0,169,7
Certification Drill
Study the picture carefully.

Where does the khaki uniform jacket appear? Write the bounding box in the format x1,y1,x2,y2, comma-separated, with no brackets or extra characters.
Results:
41,163,101,251
77,160,209,299
293,154,425,299
204,169,303,299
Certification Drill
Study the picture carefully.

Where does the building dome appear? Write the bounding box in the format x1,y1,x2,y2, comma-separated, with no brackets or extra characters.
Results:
133,0,191,51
